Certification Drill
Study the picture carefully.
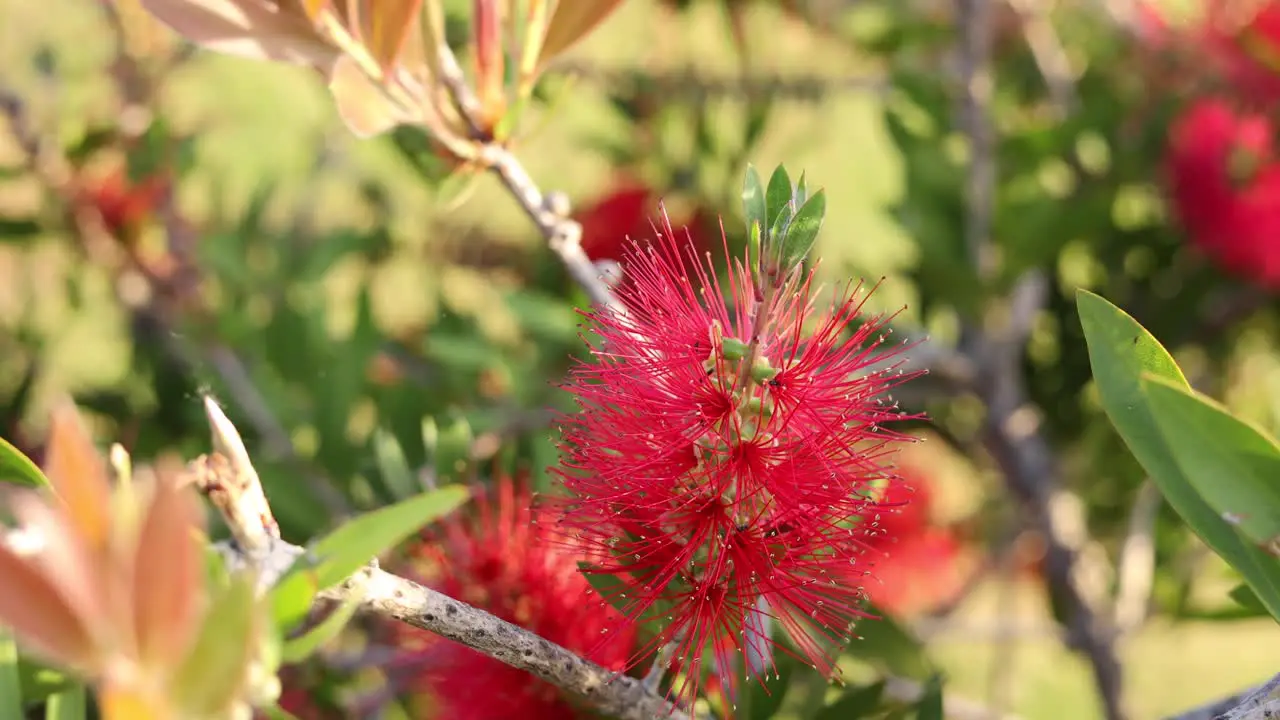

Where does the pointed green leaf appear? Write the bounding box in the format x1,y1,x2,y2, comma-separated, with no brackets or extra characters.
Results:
794,171,809,206
172,574,259,716
309,485,469,591
765,165,793,230
0,436,50,489
818,680,886,719
777,190,826,270
1078,290,1280,622
742,164,767,236
281,588,364,663
1229,582,1268,614
0,631,21,717
1142,375,1280,550
747,651,794,720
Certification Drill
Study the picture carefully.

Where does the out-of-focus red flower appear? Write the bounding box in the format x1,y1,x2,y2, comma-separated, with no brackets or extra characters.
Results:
573,180,716,265
1166,97,1280,289
76,166,169,240
553,209,922,706
1140,0,1280,104
861,464,969,617
390,475,634,720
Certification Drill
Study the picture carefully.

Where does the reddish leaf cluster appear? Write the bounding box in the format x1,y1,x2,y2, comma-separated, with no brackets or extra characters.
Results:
390,475,634,720
1156,1,1280,289
552,213,921,706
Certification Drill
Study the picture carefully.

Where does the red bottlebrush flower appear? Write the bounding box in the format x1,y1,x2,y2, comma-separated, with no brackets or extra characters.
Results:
390,475,635,720
552,211,922,707
1166,97,1280,289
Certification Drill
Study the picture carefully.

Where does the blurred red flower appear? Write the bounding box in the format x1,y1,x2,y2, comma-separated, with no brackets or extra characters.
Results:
76,166,169,240
861,468,969,617
389,476,635,720
1166,97,1280,289
573,179,716,265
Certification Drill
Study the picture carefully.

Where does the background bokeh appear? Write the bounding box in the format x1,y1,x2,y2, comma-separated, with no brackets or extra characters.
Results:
3,0,1280,718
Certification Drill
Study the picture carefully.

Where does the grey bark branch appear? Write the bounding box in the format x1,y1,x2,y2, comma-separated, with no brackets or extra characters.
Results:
193,397,692,720
952,0,1128,717
1165,673,1280,720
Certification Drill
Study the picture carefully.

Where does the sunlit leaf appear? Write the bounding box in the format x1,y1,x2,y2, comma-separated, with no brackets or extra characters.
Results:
0,437,49,489
308,485,469,590
171,574,259,716
537,1,625,66
280,588,364,663
140,0,339,68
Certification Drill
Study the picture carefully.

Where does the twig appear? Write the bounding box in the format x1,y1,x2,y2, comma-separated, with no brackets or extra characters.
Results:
952,0,1128,715
1165,673,1280,720
1113,480,1161,633
189,395,692,720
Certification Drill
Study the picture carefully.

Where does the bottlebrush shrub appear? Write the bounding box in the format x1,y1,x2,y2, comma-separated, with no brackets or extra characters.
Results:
388,474,635,720
1166,96,1280,290
1139,0,1280,104
551,174,923,707
75,165,169,240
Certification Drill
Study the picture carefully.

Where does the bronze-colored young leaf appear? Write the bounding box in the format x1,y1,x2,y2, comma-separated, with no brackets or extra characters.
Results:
360,0,423,72
328,55,415,137
536,1,625,68
140,0,339,69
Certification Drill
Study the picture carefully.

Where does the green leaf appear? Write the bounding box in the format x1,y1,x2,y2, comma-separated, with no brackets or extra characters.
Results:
1229,582,1268,614
742,163,767,236
0,436,50,489
269,566,318,636
425,417,473,485
281,588,365,663
0,219,42,242
915,675,944,720
172,574,259,716
18,658,72,706
847,606,932,680
1078,290,1280,622
0,631,21,716
373,429,418,501
746,652,794,720
818,680,885,720
43,685,84,720
765,165,793,231
777,189,826,270
1142,375,1280,550
309,485,469,591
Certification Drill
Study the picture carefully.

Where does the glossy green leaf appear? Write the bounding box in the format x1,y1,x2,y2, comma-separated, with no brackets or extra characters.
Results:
0,436,50,489
777,190,826,270
172,574,259,716
281,588,364,663
817,680,885,719
1142,375,1280,550
1078,289,1280,622
309,485,469,591
0,631,20,716
742,164,766,236
43,685,84,720
765,165,793,231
